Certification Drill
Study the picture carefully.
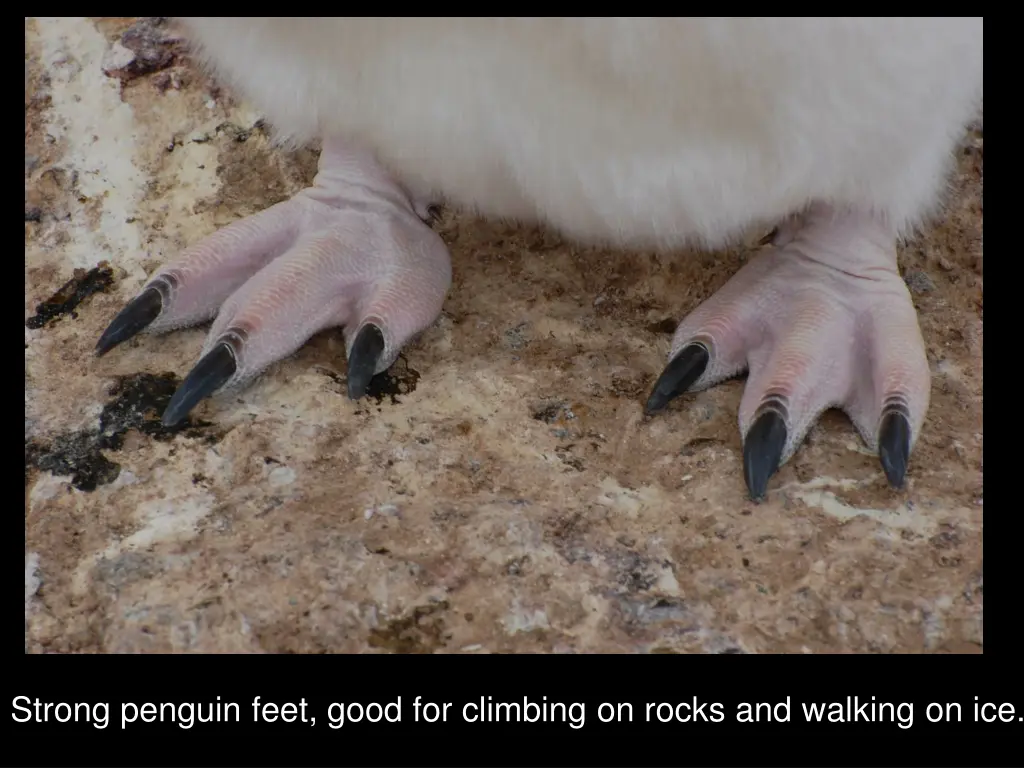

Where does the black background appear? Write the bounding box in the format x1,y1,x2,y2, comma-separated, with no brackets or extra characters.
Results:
13,31,1001,768
9,653,1019,767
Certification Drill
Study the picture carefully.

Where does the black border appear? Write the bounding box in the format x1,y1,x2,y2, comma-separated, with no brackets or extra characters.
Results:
16,17,998,768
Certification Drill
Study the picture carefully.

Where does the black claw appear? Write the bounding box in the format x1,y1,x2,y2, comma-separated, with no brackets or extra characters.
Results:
878,410,911,489
644,343,710,415
743,410,788,502
347,323,385,400
95,287,162,356
162,343,236,426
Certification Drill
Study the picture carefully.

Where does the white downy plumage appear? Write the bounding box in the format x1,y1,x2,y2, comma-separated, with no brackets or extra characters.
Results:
178,18,982,249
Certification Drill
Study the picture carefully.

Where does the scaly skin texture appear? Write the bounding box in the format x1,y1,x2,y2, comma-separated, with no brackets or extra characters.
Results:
96,138,451,423
646,204,929,497
24,16,984,661
96,18,980,496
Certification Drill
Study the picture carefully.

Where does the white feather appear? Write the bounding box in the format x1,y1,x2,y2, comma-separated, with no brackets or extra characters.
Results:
177,17,982,250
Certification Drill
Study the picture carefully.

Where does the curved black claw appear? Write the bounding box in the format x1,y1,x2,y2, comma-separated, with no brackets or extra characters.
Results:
347,323,385,400
645,343,710,415
162,343,236,426
743,410,788,502
878,410,911,489
95,287,162,356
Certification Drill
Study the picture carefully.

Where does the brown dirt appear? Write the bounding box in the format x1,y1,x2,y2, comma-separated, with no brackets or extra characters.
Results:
24,18,982,654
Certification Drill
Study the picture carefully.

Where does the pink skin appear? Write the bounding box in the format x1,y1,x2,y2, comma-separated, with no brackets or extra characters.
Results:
100,139,928,493
665,202,930,466
140,137,451,393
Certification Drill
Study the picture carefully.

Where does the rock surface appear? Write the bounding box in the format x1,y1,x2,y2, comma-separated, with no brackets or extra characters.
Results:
25,18,983,653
